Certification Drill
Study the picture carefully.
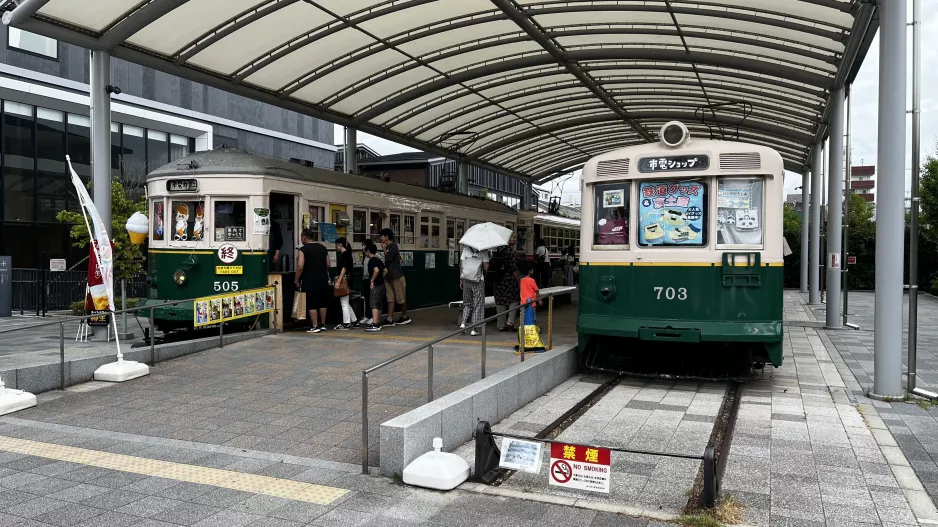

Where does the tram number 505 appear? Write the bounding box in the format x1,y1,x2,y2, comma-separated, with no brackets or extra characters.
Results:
654,287,687,300
214,281,239,292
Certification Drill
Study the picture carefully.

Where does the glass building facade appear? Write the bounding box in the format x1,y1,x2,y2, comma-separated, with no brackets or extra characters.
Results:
0,100,195,268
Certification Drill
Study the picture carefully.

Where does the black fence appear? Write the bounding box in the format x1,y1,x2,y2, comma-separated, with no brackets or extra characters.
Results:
12,269,148,314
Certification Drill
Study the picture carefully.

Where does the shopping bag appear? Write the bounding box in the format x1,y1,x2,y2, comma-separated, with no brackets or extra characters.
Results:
292,291,306,320
515,305,545,353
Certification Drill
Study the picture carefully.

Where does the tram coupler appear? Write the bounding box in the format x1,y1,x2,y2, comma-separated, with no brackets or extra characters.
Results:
472,421,502,484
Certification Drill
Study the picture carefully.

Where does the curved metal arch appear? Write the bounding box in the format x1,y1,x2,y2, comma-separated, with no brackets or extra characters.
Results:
605,81,823,115
233,0,465,81
584,63,829,99
440,103,612,149
508,134,643,171
523,1,848,40
99,0,190,51
355,48,833,124
173,0,307,65
494,124,637,166
548,26,838,65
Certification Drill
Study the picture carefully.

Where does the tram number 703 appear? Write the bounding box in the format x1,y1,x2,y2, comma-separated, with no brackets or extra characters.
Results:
654,287,687,300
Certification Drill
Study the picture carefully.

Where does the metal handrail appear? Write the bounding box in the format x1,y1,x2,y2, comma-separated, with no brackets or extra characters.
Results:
0,283,279,391
361,292,560,473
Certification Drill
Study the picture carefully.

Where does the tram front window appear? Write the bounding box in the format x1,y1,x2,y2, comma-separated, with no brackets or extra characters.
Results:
717,177,764,247
592,183,629,247
214,200,246,242
637,180,707,246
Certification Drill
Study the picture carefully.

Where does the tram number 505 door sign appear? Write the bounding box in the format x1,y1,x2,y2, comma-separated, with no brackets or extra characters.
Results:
548,443,611,493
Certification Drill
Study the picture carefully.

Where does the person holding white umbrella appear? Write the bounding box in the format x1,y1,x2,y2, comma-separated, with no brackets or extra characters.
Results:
458,223,511,336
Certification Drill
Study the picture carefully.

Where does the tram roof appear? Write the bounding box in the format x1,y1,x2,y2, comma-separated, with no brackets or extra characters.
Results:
5,0,877,182
149,147,519,215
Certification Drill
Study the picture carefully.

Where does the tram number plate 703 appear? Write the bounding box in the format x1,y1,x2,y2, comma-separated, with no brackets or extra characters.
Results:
654,287,687,300
214,281,239,292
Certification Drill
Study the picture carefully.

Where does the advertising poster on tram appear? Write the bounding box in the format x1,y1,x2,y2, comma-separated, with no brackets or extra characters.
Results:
637,181,705,246
193,286,275,327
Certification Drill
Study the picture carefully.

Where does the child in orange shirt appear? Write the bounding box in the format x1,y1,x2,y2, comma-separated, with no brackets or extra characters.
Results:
520,263,543,326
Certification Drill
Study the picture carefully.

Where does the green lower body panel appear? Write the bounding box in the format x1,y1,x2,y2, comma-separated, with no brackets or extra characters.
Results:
577,262,784,367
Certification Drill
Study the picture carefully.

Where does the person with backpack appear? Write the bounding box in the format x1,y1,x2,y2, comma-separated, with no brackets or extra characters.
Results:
534,238,551,287
459,244,490,336
492,232,520,331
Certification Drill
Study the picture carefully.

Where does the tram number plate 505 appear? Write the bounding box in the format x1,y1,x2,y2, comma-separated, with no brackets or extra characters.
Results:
654,286,687,300
214,281,239,292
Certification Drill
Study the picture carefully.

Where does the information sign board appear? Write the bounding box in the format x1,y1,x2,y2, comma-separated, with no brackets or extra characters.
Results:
49,259,66,272
498,438,542,474
637,154,708,173
548,442,611,493
847,256,857,265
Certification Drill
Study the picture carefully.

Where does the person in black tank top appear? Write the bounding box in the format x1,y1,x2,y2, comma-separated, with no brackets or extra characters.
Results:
295,229,330,332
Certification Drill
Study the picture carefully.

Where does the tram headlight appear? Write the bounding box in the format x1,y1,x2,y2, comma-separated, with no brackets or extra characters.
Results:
660,121,689,148
173,270,187,286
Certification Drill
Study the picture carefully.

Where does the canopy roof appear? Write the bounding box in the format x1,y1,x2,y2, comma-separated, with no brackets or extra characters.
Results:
5,0,877,182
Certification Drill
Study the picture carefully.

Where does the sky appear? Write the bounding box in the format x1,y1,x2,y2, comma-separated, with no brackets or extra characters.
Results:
336,1,938,206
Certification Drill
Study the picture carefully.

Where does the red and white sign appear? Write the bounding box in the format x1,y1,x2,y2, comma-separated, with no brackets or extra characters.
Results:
217,244,238,264
548,443,611,493
829,252,841,270
847,256,857,265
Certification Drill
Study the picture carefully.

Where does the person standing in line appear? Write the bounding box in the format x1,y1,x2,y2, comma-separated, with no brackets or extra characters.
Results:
534,238,550,287
379,228,411,326
563,245,577,286
295,229,329,333
333,237,359,330
363,242,385,332
459,244,489,336
520,262,543,324
493,233,520,332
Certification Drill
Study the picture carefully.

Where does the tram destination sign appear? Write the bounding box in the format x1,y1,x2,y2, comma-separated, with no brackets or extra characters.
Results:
166,179,199,193
637,154,709,173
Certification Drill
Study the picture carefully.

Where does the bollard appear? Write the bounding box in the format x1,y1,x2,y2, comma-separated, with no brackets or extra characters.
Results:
149,306,155,366
273,281,279,330
520,305,526,362
219,321,224,348
59,322,65,390
361,372,369,474
481,322,487,379
548,295,554,351
702,445,716,508
427,344,434,402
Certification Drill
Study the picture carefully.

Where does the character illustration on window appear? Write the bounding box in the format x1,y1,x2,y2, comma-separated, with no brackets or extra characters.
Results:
735,209,758,231
174,204,189,241
193,204,204,241
597,207,627,245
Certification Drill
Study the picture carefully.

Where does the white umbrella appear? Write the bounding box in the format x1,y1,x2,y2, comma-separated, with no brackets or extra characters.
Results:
459,222,511,251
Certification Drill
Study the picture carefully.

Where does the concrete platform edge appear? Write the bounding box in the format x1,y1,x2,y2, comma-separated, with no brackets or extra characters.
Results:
0,329,275,394
379,344,579,477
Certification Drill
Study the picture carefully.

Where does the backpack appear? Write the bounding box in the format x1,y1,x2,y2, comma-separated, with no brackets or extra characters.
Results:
488,248,508,281
460,248,485,282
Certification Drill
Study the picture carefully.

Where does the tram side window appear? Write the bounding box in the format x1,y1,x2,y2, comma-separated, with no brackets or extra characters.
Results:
308,205,325,242
637,180,706,246
419,215,441,248
404,214,416,245
169,200,205,242
213,201,246,242
369,211,383,240
717,177,764,247
593,183,630,247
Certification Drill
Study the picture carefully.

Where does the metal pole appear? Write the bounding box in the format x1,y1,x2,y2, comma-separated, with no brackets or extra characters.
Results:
361,372,369,474
908,0,922,393
90,49,111,341
520,308,526,361
548,295,554,350
481,322,487,379
121,279,127,334
826,87,845,328
427,344,434,402
344,128,357,174
219,321,224,348
873,0,907,399
149,306,155,365
59,322,65,390
800,172,810,293
844,88,852,326
809,144,822,304
40,260,46,317
273,282,278,330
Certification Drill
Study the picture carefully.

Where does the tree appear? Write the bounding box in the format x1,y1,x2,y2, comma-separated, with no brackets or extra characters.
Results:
56,179,147,280
920,146,938,238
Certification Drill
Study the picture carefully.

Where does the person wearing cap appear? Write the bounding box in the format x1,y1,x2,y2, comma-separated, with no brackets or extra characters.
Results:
378,228,411,326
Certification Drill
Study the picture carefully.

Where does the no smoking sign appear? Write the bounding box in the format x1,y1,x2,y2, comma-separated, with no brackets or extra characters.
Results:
548,443,611,493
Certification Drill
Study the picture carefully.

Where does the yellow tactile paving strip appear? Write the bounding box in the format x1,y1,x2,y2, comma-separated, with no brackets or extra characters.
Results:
304,332,534,346
0,435,348,505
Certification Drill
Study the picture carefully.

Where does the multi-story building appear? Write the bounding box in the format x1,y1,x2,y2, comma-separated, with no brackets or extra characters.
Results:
0,26,335,268
850,165,875,202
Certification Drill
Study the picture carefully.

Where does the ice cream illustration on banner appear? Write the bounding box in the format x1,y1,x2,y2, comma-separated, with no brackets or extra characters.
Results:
174,204,189,240
125,211,149,245
193,204,204,241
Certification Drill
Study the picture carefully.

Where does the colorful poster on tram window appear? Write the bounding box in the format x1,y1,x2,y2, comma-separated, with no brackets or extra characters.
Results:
193,286,276,327
638,181,706,246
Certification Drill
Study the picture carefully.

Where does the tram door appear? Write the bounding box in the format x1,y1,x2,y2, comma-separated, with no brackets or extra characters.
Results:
270,193,296,272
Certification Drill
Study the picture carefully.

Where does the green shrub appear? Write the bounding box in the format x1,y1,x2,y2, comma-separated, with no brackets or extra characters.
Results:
70,297,138,316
